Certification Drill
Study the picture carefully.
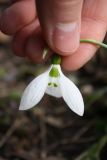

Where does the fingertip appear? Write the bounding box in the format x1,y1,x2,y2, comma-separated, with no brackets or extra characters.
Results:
25,32,46,63
62,14,107,71
36,0,82,56
12,20,39,57
61,43,97,71
12,35,25,57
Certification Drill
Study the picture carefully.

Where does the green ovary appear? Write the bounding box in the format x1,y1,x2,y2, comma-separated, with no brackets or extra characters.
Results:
49,67,60,77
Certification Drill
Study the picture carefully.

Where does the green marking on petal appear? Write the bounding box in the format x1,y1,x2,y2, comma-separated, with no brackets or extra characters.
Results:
49,67,60,77
48,82,58,87
54,83,58,87
48,82,52,86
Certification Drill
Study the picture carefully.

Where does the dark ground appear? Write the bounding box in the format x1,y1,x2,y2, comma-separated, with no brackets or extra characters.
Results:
1,1,107,160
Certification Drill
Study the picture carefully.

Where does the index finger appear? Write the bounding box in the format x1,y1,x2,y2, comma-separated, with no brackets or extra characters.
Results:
0,0,36,35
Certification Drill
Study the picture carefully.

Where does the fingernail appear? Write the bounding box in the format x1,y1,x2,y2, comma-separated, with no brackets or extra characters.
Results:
53,22,80,54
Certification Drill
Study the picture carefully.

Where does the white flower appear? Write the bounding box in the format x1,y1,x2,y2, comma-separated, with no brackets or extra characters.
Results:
19,64,84,116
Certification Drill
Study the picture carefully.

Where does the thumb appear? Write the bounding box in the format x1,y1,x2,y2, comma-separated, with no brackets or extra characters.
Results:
36,0,83,55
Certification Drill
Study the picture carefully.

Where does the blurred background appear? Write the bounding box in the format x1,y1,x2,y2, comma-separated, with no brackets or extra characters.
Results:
1,1,107,160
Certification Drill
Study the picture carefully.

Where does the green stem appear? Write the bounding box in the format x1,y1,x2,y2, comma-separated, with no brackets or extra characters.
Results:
51,54,61,65
80,39,107,49
43,39,107,61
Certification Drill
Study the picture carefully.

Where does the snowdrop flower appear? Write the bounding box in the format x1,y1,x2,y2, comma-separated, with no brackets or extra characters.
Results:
19,55,84,116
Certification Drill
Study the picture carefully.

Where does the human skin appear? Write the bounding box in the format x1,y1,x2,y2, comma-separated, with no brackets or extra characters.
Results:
0,0,107,71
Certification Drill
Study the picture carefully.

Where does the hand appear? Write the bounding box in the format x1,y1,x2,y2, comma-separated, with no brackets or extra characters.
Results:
0,0,107,71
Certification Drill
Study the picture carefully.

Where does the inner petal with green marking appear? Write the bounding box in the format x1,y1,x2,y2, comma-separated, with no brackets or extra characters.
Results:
46,76,62,98
48,82,58,87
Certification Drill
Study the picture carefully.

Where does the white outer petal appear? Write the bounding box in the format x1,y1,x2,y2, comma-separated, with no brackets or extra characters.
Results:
59,74,84,116
19,70,49,110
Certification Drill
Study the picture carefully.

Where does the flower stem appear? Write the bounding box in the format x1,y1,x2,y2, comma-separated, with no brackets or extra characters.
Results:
51,54,61,65
43,39,107,62
80,39,107,49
